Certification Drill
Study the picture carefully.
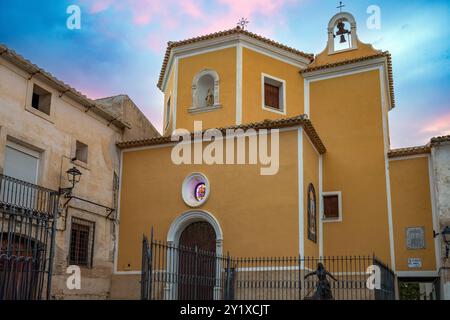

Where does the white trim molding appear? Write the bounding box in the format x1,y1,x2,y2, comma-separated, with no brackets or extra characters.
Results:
261,73,287,115
172,57,179,130
298,128,304,260
396,270,439,278
318,155,324,257
167,210,223,244
236,44,243,125
322,191,343,223
160,34,310,92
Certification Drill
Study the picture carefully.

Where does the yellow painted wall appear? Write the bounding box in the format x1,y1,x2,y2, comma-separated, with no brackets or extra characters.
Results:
303,131,320,257
176,48,236,131
390,157,436,271
310,41,380,67
242,48,304,123
118,129,301,271
310,70,391,262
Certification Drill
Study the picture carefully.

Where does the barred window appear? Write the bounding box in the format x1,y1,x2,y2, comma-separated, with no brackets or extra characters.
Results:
69,217,95,267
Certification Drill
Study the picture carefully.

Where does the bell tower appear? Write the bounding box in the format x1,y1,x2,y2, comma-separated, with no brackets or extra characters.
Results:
327,11,359,54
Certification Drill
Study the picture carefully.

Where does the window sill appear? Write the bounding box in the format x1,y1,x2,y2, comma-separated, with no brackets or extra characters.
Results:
262,105,286,115
71,159,89,170
322,216,342,223
25,105,54,124
188,104,222,114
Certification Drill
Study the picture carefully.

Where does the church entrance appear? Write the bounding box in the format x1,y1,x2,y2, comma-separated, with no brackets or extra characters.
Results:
178,221,216,300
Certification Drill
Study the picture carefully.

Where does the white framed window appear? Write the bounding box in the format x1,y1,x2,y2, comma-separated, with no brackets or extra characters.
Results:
4,141,40,184
261,73,286,115
322,191,343,222
165,97,171,130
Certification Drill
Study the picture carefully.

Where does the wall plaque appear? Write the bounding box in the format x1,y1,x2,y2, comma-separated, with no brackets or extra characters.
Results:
408,258,422,268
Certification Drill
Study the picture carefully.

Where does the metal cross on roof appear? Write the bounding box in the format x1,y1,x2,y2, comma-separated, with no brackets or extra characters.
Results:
337,1,345,12
237,17,250,30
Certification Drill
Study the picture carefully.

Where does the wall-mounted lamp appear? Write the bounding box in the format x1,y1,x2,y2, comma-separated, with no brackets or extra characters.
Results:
434,226,450,259
59,166,82,197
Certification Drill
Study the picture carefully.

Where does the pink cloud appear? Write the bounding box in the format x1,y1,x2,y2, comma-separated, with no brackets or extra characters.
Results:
421,111,450,137
86,0,114,13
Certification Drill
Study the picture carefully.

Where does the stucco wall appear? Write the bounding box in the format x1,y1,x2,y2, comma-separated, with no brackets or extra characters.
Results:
176,47,237,131
309,69,392,262
117,129,302,272
242,47,305,123
389,156,437,272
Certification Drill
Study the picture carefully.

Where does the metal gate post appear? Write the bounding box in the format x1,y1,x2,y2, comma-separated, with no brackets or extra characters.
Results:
46,218,57,300
225,253,231,300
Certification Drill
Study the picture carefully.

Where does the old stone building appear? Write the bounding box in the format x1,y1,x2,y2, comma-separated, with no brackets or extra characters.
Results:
0,44,159,299
429,135,450,299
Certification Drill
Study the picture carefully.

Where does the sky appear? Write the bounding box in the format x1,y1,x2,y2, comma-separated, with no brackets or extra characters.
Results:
0,0,449,148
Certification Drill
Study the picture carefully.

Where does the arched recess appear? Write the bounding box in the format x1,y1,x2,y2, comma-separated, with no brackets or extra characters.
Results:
191,69,220,110
167,210,223,252
165,210,224,300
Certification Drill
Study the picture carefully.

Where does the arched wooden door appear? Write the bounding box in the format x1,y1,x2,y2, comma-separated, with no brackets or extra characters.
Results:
178,222,216,300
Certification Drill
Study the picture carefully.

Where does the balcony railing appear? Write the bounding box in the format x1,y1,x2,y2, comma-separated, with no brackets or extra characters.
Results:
0,174,59,216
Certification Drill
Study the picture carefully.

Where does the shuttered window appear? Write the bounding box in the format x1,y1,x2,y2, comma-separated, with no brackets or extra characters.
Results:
323,195,339,219
264,83,280,109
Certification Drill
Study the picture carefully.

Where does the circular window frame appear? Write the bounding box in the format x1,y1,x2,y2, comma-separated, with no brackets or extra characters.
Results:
182,173,210,207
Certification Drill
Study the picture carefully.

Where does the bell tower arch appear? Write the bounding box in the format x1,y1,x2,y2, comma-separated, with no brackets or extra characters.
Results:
327,12,359,54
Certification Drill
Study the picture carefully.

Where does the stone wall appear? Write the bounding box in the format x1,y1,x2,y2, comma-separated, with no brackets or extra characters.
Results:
0,53,158,299
431,143,450,300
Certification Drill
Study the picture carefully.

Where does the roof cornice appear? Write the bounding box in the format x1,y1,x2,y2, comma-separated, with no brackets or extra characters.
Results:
117,114,326,154
0,44,131,130
158,27,314,91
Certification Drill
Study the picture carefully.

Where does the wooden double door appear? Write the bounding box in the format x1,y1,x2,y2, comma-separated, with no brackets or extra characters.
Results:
178,222,216,300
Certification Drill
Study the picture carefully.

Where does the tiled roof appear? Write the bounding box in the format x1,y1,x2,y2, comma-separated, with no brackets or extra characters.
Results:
301,51,395,108
430,135,450,146
388,135,450,158
117,115,326,154
0,44,131,129
388,145,431,158
157,27,314,90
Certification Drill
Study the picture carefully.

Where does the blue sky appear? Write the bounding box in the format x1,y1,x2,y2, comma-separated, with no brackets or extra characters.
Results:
0,0,449,147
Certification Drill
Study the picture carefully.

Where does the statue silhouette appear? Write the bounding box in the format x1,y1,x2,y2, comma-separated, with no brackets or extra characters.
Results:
304,262,337,300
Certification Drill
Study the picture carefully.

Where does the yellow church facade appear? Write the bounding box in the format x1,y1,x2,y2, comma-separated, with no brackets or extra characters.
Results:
111,12,440,299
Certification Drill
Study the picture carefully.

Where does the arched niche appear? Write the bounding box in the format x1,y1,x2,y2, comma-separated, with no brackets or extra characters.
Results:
327,12,359,54
191,69,220,111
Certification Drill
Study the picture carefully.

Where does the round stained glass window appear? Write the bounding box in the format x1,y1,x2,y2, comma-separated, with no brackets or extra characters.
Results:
182,173,210,207
194,183,207,201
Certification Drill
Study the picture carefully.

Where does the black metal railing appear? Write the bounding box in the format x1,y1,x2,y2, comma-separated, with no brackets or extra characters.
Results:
0,174,58,300
141,235,396,300
0,174,58,215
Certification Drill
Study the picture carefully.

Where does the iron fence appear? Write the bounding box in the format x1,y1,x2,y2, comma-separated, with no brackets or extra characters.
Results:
141,234,396,300
0,174,58,300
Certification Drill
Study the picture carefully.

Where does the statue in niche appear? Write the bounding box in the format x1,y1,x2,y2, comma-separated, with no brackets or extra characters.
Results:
205,88,214,107
304,263,337,300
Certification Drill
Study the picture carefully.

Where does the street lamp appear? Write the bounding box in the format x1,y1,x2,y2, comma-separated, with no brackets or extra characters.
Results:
59,166,82,197
434,226,450,259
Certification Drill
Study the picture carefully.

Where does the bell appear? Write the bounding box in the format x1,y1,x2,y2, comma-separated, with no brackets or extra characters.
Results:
339,34,347,43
